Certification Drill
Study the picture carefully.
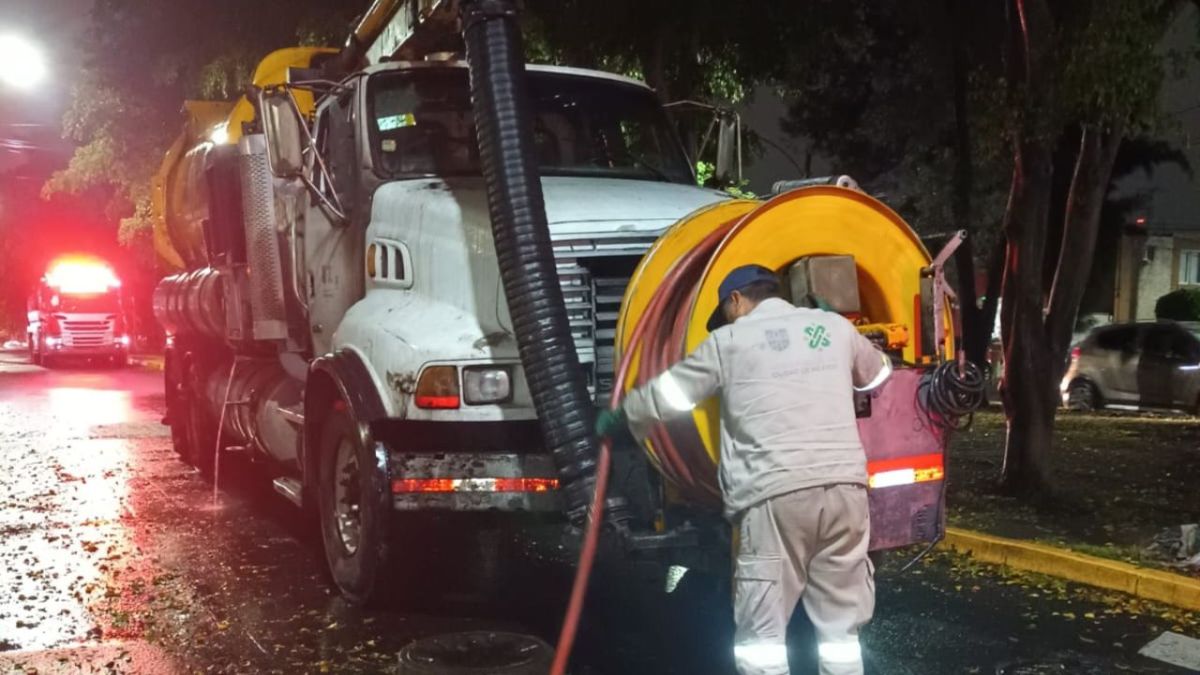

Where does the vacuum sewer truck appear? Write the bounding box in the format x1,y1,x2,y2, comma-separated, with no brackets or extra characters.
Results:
152,0,978,605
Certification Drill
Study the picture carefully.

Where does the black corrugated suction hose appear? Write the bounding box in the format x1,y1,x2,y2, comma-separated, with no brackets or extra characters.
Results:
460,0,598,518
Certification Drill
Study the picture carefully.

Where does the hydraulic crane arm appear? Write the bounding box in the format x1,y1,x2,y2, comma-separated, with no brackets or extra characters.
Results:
338,0,461,71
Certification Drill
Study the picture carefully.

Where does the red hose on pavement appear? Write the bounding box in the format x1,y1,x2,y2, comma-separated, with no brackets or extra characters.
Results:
550,212,750,674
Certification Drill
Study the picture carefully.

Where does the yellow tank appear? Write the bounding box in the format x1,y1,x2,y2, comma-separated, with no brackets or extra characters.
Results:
617,186,947,478
151,47,337,271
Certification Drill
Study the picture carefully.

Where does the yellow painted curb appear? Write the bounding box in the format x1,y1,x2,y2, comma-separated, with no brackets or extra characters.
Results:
131,355,165,372
941,527,1200,611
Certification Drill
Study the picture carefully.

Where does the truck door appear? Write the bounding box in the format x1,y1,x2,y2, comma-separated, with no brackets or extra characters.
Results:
304,89,366,356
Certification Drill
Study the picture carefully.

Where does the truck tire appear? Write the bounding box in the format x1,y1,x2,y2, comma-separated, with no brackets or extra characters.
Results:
317,403,396,606
28,335,39,365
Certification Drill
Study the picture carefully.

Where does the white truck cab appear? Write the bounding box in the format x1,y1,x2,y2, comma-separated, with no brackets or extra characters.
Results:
303,61,726,508
156,54,727,602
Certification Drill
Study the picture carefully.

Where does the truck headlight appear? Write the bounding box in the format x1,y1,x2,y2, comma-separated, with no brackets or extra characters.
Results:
117,335,131,347
463,366,512,405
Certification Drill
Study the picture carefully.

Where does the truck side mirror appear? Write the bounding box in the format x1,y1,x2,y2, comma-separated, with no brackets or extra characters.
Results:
715,113,741,185
260,89,306,179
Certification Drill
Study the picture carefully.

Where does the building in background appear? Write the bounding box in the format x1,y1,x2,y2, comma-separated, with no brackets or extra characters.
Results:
1115,221,1200,322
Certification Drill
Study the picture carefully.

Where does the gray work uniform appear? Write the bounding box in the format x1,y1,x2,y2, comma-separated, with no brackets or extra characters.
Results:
623,297,889,675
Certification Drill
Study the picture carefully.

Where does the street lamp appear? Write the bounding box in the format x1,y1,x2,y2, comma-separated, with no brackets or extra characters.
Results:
0,34,48,89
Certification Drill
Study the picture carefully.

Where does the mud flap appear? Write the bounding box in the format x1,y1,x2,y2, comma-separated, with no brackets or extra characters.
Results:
857,369,946,551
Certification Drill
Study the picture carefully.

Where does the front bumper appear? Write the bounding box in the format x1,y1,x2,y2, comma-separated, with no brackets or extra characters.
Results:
388,452,562,512
373,418,562,513
47,342,127,358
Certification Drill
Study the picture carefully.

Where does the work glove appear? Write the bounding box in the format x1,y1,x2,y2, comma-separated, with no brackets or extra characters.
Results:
595,407,628,439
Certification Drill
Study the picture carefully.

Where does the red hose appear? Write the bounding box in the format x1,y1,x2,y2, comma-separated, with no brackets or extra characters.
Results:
551,212,756,673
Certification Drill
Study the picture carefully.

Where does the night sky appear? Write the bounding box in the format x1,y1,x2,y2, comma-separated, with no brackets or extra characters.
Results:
1113,3,1200,231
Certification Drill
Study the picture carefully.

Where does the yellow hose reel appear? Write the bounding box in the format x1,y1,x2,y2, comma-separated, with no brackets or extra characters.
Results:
617,186,943,471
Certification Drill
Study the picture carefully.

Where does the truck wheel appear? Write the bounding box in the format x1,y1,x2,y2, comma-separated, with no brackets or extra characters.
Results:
317,403,396,606
28,336,39,365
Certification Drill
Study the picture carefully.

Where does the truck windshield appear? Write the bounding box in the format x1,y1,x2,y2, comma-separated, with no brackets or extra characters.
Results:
367,68,693,184
53,291,120,313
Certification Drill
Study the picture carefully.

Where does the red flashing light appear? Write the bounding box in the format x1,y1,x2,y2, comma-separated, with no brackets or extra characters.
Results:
1134,216,1148,226
391,477,560,494
1070,346,1081,361
45,257,120,294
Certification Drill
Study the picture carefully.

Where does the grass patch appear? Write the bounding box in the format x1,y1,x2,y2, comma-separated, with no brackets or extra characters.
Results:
947,410,1200,570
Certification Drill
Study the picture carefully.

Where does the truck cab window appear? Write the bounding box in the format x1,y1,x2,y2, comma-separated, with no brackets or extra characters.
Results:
313,106,332,199
367,68,693,183
324,93,359,208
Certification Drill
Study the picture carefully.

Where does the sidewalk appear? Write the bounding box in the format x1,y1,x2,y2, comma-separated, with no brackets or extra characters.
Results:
944,410,1200,607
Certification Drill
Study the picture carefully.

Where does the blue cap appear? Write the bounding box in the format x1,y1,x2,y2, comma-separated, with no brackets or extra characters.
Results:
707,264,780,331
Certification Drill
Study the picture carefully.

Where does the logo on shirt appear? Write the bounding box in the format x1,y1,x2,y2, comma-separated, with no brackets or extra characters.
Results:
804,324,832,350
765,328,790,351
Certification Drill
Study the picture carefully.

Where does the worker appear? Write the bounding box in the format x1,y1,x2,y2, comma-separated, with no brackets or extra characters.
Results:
596,264,891,675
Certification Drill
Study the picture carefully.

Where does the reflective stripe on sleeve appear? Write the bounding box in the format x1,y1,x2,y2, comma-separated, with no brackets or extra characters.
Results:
854,353,892,392
658,371,696,412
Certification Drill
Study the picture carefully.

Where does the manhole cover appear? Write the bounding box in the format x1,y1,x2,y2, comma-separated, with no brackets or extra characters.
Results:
398,631,552,674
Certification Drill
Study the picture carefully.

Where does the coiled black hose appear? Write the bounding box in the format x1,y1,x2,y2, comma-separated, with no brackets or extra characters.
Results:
460,0,598,518
919,360,986,431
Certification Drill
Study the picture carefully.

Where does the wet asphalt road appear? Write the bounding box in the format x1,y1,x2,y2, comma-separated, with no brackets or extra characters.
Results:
1,349,1197,674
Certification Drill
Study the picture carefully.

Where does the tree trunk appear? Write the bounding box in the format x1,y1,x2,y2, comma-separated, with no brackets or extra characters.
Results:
1001,368,1059,497
954,240,987,367
977,241,1005,362
640,36,670,103
999,138,1056,494
1045,125,1124,361
946,0,986,366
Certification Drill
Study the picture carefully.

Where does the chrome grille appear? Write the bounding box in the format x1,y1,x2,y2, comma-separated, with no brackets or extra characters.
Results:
592,277,626,398
63,320,107,332
553,238,653,402
557,263,595,392
62,318,113,348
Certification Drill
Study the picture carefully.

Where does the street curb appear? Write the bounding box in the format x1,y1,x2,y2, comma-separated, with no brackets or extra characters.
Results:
941,527,1200,611
129,355,165,372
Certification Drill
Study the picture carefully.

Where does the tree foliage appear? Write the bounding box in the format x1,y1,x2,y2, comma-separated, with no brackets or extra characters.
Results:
43,0,366,265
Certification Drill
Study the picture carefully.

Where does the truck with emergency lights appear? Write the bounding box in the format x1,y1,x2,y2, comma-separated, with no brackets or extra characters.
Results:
27,257,130,368
151,0,980,605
